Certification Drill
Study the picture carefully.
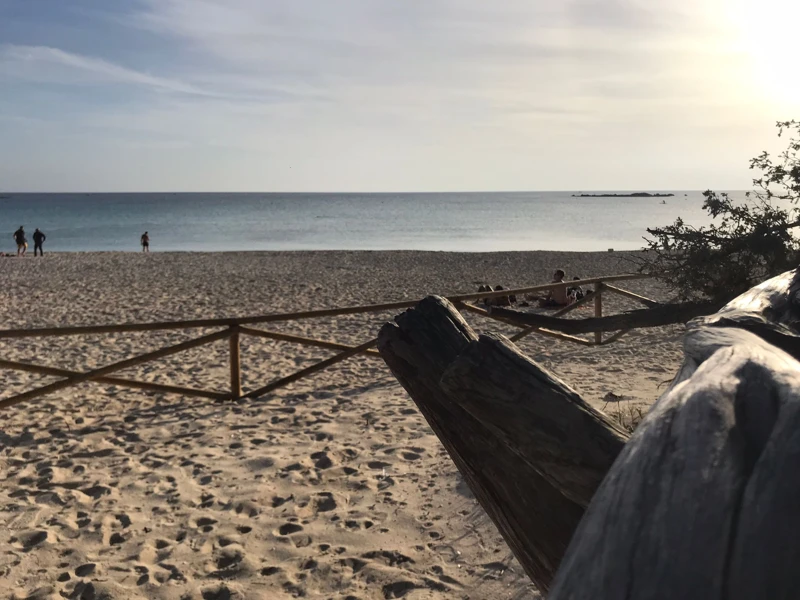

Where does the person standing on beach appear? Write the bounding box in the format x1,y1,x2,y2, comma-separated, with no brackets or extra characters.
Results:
32,228,46,257
141,231,150,252
13,226,27,256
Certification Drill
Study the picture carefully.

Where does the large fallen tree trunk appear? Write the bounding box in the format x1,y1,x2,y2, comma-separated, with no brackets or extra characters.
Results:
694,268,800,358
491,298,725,334
378,297,628,592
379,268,800,597
548,327,800,599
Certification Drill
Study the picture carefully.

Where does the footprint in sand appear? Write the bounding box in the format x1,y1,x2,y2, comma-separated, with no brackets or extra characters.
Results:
272,495,292,508
311,492,337,513
277,523,303,536
11,530,53,551
74,563,96,577
383,581,418,598
201,583,244,600
233,501,259,517
244,457,275,471
134,565,149,586
115,513,132,528
367,461,391,470
212,546,246,577
311,451,334,469
293,535,313,548
109,532,126,545
193,516,218,533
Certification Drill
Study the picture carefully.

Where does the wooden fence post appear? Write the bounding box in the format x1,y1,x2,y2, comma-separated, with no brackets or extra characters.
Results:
229,325,242,399
594,283,604,344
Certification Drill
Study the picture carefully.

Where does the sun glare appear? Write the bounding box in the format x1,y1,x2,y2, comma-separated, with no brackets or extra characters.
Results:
739,0,800,107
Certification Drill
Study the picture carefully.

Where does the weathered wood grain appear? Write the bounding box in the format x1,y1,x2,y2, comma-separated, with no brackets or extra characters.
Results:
547,269,800,598
380,268,800,599
440,333,627,506
549,329,800,599
694,268,800,359
378,296,627,592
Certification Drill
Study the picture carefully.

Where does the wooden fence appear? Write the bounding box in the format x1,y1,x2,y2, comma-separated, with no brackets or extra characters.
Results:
0,273,652,409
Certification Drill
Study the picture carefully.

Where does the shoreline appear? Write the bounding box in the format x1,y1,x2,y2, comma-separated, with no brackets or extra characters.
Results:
2,248,643,255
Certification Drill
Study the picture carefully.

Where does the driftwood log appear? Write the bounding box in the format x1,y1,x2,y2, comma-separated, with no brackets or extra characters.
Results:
491,298,725,335
377,298,628,592
378,268,800,597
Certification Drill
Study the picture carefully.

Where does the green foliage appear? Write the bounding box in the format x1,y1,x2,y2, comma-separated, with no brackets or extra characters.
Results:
639,121,800,301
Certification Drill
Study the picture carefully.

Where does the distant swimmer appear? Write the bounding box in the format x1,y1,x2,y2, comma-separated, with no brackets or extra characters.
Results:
13,226,26,257
33,228,46,256
141,231,150,252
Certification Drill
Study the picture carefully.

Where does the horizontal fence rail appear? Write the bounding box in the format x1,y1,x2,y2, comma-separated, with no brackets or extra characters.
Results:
0,273,651,339
0,329,233,410
0,273,655,409
0,358,229,401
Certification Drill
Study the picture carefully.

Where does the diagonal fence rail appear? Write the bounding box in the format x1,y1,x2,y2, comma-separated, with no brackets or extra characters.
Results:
0,273,653,408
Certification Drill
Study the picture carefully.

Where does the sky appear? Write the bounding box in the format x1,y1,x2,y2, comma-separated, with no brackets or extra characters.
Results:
0,0,797,192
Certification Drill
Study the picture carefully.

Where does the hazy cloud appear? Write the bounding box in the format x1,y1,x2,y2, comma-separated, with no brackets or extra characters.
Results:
0,44,216,95
0,0,794,191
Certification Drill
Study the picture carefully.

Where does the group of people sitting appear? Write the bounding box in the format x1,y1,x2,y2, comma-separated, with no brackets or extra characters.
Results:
480,269,589,309
478,285,517,307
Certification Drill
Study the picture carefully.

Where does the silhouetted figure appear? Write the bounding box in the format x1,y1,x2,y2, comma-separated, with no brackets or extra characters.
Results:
141,231,150,252
540,269,569,307
13,226,26,257
526,269,569,308
33,228,46,256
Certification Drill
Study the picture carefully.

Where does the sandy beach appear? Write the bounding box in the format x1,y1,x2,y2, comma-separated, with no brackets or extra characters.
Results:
0,251,685,600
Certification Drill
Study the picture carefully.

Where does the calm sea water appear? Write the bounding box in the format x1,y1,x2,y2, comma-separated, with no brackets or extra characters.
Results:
0,191,743,253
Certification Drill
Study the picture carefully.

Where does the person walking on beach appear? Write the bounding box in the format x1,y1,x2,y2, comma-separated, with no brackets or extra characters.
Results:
13,226,27,256
141,231,150,252
32,228,46,257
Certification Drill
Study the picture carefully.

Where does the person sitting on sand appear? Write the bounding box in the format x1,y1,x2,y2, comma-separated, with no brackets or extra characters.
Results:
479,285,499,307
479,285,516,307
527,269,569,308
492,285,512,307
141,231,150,252
13,226,27,257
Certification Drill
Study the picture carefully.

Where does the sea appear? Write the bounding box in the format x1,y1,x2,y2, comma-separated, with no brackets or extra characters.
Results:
0,191,745,253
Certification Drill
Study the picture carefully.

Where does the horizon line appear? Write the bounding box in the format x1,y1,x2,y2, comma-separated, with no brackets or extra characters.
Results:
0,188,725,195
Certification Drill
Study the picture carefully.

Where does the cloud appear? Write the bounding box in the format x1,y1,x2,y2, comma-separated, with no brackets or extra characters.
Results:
0,44,221,96
0,0,785,192
0,43,334,107
125,0,747,113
